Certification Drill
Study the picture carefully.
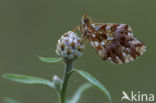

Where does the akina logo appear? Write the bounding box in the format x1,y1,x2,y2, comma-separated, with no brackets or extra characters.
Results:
121,91,154,102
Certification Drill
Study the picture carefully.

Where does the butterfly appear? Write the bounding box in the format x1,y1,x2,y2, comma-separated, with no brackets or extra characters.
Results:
79,13,146,64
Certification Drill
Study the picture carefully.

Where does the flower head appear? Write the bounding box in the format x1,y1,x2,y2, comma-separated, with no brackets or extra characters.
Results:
56,31,85,60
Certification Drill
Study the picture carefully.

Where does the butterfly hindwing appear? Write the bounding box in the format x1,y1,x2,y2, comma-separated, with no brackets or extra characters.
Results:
80,14,146,64
89,23,146,64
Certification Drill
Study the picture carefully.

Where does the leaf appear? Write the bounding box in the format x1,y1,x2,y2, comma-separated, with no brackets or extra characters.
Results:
71,70,112,103
3,73,54,88
4,97,20,103
38,57,63,63
68,83,93,103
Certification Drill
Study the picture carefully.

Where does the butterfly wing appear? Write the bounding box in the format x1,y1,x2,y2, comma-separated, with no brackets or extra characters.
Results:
89,23,146,64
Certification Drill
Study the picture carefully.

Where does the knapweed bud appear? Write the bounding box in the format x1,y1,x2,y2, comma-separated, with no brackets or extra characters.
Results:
56,31,85,60
53,75,62,91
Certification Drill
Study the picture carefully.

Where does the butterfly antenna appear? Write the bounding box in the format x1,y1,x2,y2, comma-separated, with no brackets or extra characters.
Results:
83,12,87,18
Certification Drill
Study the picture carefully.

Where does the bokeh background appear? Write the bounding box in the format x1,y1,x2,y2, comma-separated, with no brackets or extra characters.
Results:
0,0,155,103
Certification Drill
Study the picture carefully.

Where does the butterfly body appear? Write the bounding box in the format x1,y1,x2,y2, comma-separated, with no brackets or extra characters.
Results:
80,13,146,64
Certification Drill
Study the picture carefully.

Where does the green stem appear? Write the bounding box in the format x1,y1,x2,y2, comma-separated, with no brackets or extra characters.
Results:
60,59,73,103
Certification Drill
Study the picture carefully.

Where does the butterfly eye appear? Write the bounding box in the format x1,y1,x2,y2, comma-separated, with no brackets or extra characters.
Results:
83,18,89,23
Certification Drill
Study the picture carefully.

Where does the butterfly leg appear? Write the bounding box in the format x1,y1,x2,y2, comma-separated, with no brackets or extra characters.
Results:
72,25,80,32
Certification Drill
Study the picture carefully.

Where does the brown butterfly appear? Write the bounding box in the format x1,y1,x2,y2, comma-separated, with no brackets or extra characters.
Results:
79,13,146,64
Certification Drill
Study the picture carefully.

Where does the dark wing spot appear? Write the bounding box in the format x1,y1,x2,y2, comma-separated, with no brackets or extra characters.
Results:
111,25,117,32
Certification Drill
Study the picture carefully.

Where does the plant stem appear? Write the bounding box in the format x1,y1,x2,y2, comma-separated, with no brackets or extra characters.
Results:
60,59,73,103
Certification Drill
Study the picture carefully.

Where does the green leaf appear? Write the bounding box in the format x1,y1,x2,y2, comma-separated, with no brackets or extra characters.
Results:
4,97,20,103
68,83,92,103
3,73,54,88
71,70,112,103
38,57,63,63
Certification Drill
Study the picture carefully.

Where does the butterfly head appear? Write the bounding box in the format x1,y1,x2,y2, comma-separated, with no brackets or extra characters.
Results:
80,13,94,38
81,13,91,25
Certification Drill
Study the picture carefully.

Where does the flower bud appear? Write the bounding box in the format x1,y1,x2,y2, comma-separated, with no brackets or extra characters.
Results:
56,31,85,60
53,75,62,91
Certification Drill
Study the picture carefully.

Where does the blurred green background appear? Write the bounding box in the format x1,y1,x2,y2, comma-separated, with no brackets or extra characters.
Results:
0,0,155,103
